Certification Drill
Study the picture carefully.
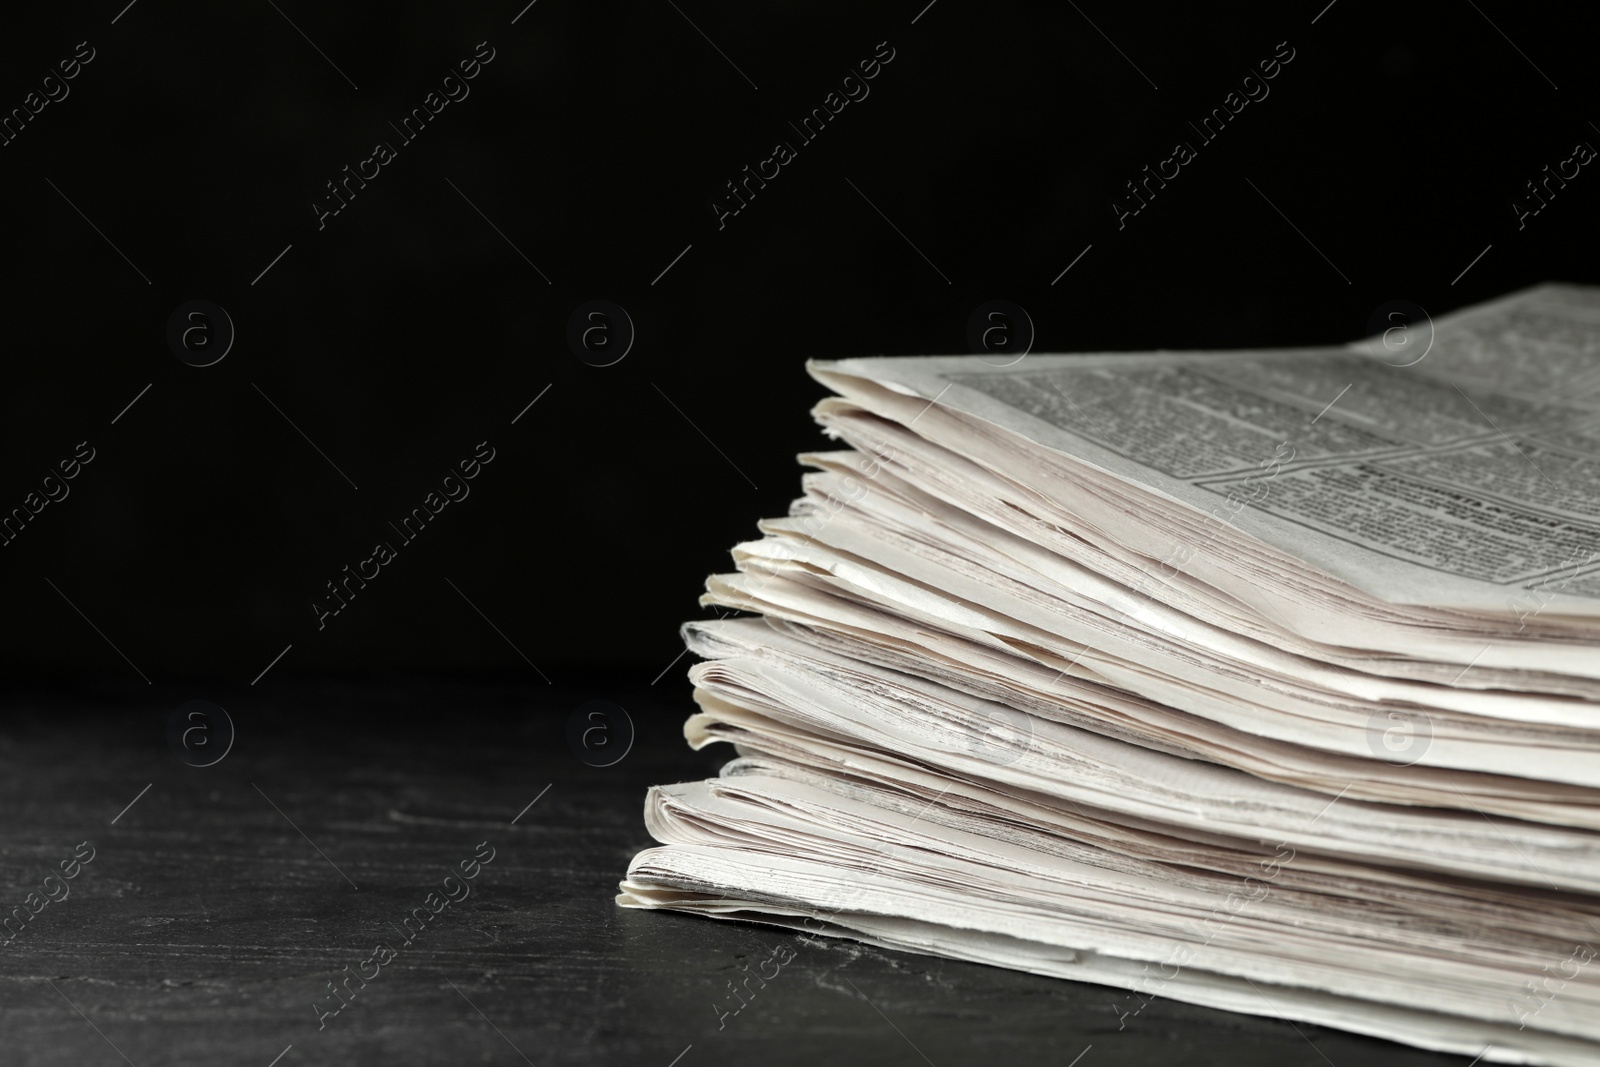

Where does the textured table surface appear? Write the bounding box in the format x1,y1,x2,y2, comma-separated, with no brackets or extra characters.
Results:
0,676,1464,1067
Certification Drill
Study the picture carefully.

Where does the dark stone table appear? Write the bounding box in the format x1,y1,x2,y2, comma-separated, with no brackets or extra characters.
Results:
0,676,1463,1066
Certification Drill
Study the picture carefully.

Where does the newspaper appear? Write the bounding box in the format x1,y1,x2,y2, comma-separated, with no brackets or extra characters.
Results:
683,615,1600,829
810,283,1600,626
672,617,1600,890
621,771,1600,1065
701,508,1600,785
622,285,1600,1065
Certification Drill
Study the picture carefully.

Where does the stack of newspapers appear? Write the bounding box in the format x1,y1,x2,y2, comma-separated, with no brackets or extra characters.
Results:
620,285,1600,1065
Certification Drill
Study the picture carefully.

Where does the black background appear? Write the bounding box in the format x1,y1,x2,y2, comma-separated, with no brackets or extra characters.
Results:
2,0,1596,688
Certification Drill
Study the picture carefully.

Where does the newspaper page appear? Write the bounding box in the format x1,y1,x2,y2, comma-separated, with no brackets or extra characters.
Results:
677,617,1600,886
684,616,1600,826
810,284,1600,617
621,773,1600,1065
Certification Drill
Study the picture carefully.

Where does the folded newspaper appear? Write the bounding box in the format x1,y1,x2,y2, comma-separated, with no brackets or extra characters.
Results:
620,284,1600,1065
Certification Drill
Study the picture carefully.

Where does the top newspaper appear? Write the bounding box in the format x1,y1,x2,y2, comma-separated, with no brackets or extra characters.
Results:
812,284,1600,621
